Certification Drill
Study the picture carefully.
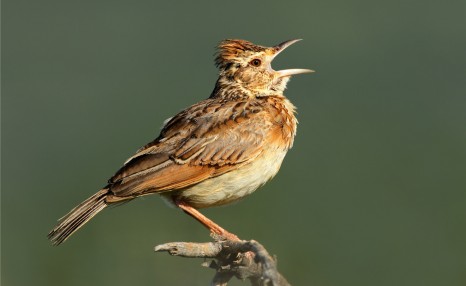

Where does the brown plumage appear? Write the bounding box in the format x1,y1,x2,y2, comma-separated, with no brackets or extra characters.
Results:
48,39,313,245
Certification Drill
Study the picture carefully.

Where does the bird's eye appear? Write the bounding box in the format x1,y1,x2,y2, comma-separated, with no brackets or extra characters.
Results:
249,59,262,67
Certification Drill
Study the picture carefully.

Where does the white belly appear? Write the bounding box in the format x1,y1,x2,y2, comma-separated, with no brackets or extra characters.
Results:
168,149,288,208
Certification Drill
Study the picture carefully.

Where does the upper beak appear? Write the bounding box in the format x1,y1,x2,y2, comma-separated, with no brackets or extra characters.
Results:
272,39,314,77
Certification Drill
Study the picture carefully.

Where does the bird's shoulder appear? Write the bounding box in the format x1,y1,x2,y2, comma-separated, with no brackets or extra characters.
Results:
140,95,295,160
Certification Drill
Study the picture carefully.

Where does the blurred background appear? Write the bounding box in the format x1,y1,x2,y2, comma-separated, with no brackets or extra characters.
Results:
2,0,465,285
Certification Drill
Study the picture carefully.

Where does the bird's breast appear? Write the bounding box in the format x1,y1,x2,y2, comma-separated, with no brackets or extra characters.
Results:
265,96,297,149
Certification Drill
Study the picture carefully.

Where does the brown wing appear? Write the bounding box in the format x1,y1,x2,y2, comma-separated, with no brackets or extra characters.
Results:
107,98,276,199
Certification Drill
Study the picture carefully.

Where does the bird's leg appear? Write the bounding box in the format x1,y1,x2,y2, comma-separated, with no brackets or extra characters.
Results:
175,201,240,241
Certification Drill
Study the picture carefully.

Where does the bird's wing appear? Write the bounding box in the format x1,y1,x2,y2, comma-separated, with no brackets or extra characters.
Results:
107,98,278,198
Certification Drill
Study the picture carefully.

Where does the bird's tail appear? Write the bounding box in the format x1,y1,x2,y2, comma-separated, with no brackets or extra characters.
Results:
48,188,109,246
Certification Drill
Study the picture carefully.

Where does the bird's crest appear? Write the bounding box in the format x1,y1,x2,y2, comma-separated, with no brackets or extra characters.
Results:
215,39,267,69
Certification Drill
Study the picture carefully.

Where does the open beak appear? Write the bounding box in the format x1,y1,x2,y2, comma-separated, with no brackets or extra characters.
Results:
272,39,314,77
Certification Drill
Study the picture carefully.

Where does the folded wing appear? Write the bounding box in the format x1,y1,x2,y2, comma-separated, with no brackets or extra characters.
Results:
107,98,274,199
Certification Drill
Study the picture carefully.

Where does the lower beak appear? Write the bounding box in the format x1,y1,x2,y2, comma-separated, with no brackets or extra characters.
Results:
276,68,314,78
272,39,314,77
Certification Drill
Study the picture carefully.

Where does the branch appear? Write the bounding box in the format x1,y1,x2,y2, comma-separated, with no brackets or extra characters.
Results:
154,236,291,286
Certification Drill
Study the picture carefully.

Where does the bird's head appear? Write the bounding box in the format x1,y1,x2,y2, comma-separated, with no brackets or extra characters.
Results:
214,39,313,97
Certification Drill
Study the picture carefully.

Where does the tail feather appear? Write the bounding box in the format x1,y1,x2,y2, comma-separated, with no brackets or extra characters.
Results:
48,189,109,246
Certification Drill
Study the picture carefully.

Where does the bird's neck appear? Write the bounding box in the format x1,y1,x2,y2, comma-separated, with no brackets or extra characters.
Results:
209,77,297,149
209,78,252,99
210,77,286,100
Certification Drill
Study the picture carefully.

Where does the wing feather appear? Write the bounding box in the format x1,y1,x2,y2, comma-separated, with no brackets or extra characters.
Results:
107,98,277,198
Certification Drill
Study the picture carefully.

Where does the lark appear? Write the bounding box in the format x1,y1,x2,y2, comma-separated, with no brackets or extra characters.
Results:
48,39,313,245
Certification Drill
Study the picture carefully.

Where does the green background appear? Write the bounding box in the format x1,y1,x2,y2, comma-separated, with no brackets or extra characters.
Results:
2,0,465,285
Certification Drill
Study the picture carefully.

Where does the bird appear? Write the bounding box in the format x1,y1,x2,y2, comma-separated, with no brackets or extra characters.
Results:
48,39,313,245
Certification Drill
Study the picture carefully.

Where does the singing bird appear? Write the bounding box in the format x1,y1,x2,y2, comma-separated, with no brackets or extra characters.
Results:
48,39,313,245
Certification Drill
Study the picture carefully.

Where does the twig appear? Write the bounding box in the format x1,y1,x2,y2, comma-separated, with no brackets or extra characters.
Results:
155,236,291,286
